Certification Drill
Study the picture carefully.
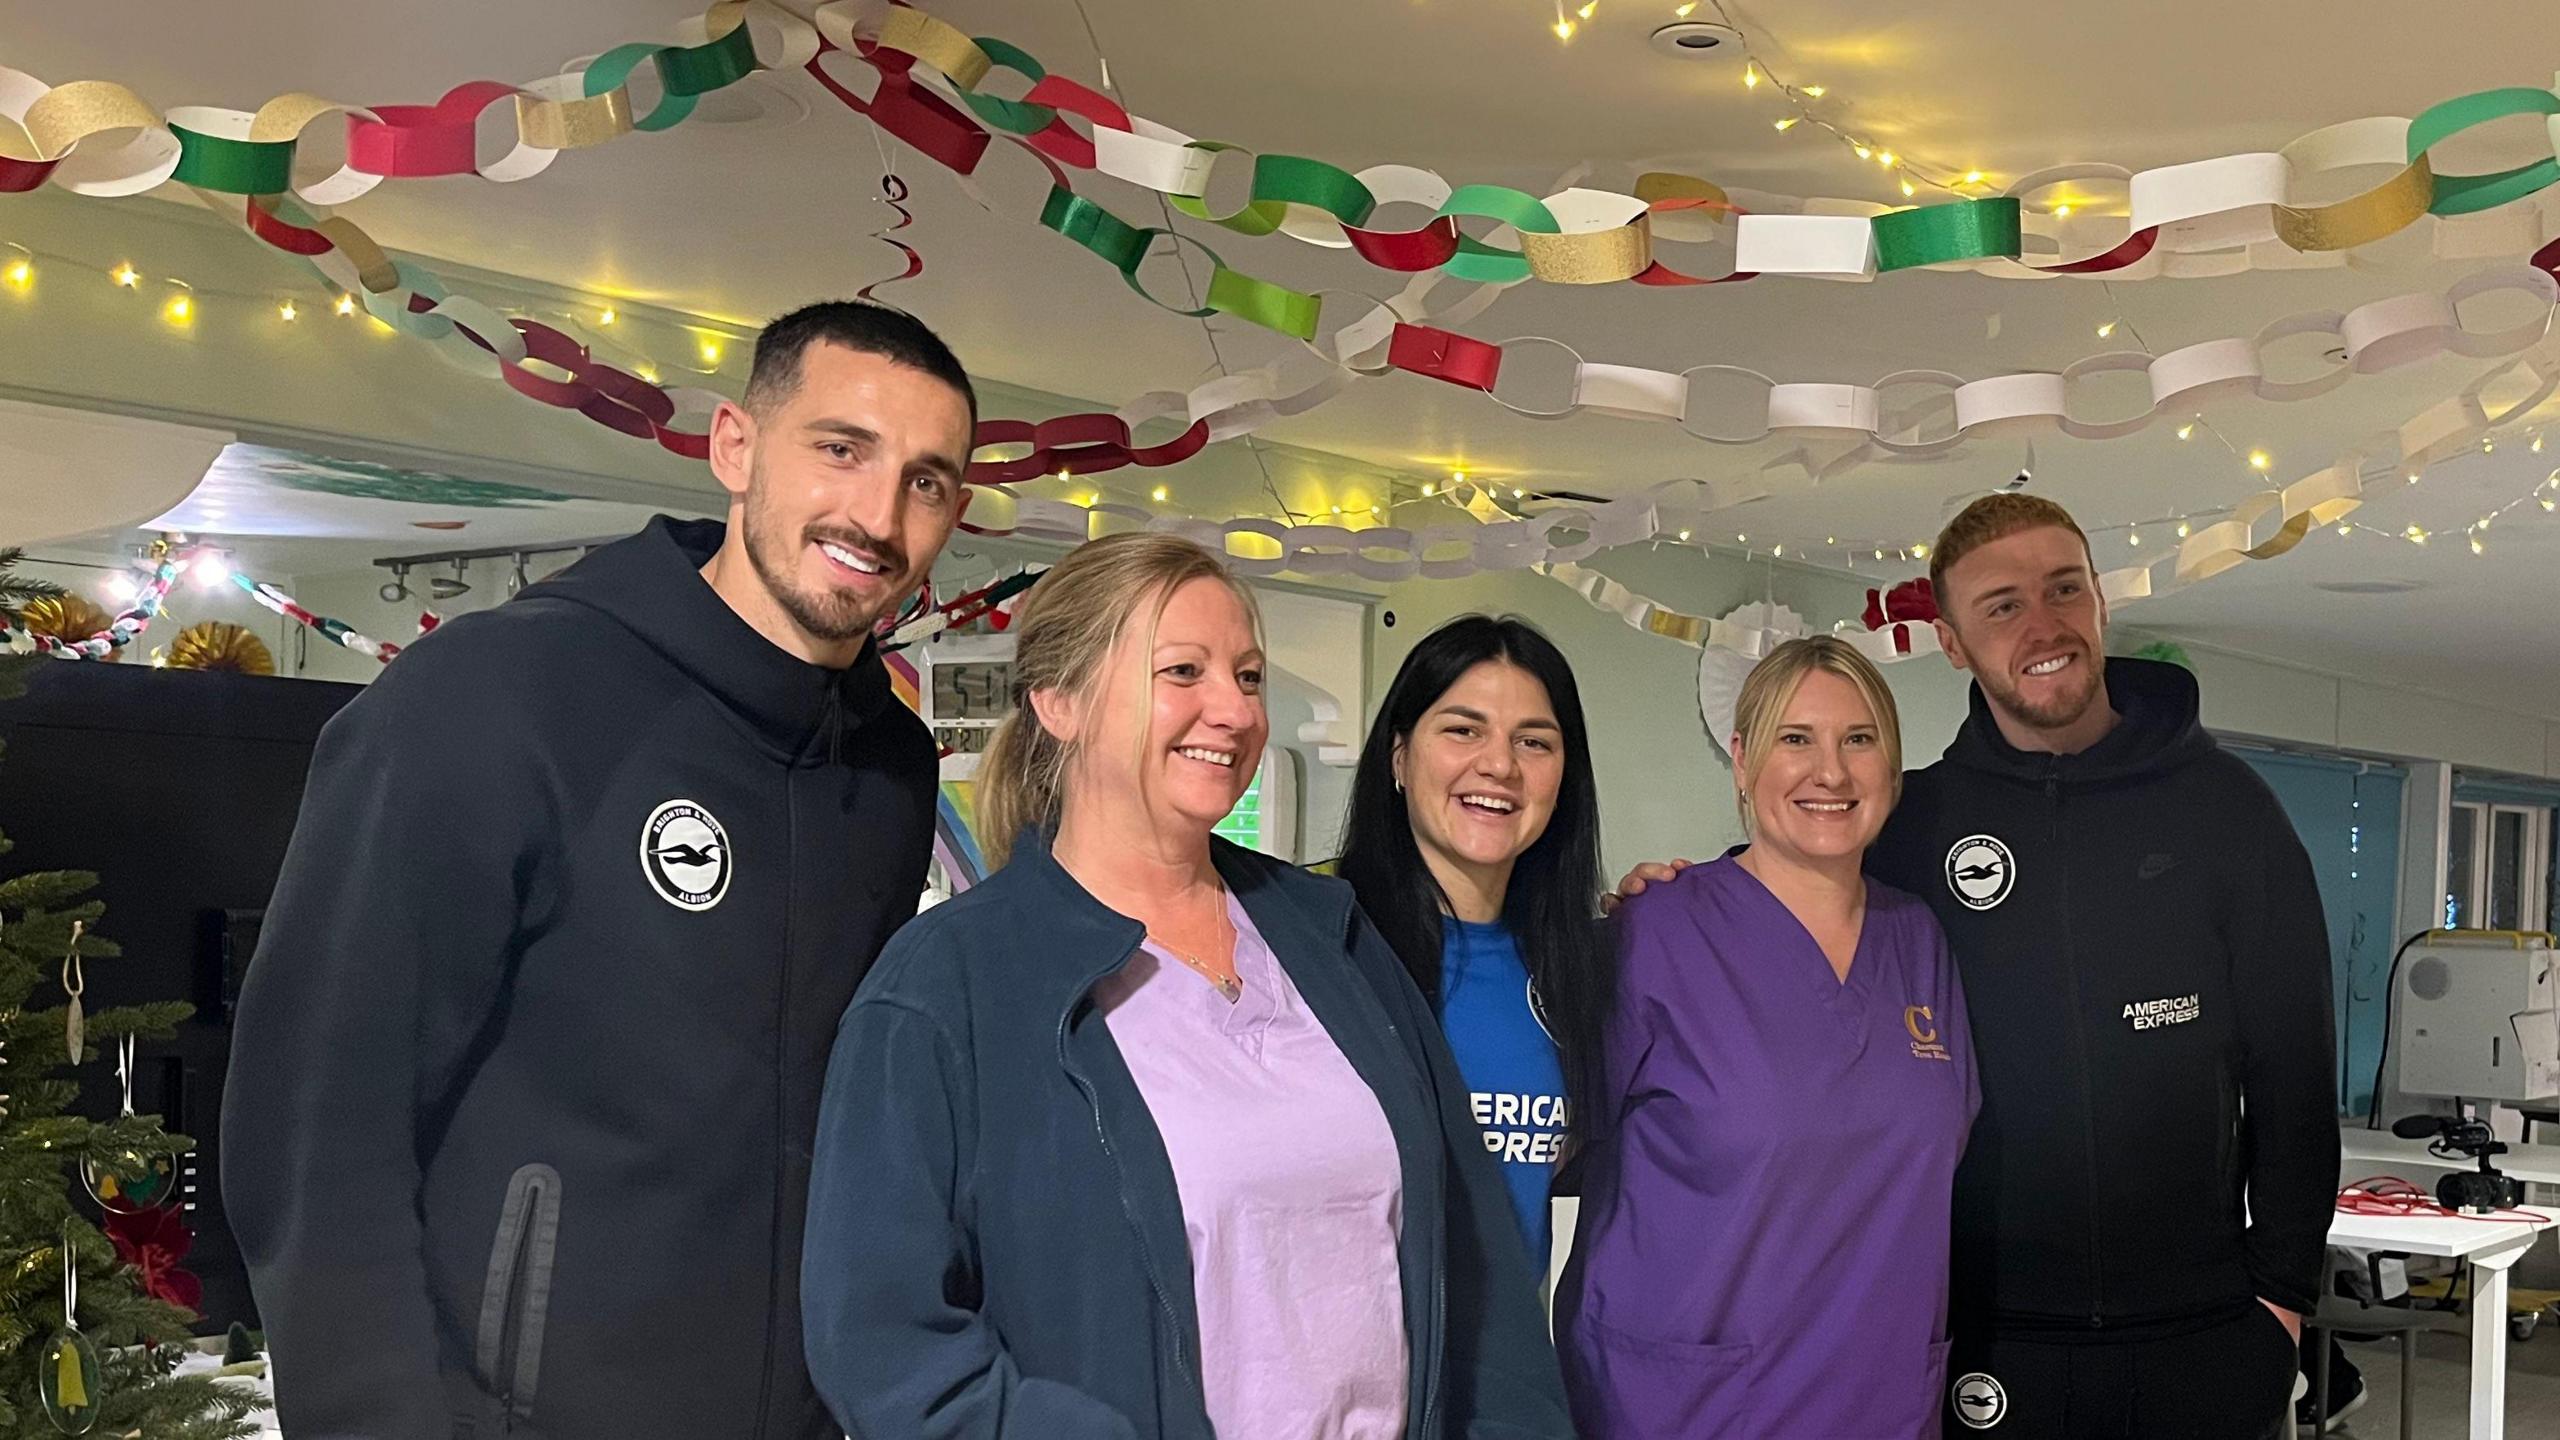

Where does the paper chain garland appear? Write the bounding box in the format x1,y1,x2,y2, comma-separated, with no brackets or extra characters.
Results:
1541,561,1945,668
10,4,2560,470
0,543,178,659
1385,261,2560,449
226,571,407,663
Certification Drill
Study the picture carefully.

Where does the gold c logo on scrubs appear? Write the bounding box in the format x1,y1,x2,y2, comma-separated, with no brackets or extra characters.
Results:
1906,1005,1952,1062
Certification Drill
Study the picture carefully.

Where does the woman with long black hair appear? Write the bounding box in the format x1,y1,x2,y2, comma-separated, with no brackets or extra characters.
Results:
1336,614,1609,1271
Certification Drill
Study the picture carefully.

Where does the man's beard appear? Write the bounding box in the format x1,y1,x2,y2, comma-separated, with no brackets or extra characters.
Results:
742,483,910,643
1976,645,2103,733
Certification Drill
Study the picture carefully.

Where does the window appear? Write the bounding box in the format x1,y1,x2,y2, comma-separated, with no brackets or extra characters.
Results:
2447,800,2553,933
1213,770,1264,851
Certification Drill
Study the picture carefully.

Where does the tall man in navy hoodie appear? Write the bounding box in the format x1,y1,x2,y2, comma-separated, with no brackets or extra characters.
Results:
224,301,977,1440
1618,494,2337,1438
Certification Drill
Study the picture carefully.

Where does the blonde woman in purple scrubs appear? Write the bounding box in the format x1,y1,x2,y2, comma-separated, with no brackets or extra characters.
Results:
1560,636,1978,1439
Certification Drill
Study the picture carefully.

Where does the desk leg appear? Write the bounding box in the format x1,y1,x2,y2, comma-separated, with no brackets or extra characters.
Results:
2471,1258,2510,1440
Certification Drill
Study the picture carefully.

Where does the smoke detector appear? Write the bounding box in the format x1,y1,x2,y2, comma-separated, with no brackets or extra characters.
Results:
1650,22,1746,58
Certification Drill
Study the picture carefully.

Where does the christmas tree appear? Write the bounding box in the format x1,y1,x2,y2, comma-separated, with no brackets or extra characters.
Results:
0,549,260,1438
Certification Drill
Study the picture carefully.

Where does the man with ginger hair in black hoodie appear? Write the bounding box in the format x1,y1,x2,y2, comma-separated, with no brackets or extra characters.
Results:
224,301,978,1440
1878,494,2335,1439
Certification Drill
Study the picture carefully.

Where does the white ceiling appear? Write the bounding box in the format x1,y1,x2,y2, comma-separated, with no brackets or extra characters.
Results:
8,0,2560,713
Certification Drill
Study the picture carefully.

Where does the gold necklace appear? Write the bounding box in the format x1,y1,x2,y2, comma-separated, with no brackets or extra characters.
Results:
1149,908,1242,1004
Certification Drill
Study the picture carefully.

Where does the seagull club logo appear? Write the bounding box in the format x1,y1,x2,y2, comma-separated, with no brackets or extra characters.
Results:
1944,834,2016,912
641,800,731,912
1952,1373,2007,1429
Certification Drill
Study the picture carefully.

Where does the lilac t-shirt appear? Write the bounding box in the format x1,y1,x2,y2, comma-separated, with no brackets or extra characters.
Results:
1097,893,1410,1440
1563,856,1979,1440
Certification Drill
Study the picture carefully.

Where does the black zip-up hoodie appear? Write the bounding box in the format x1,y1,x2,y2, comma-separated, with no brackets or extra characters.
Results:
1866,658,2337,1337
223,516,937,1438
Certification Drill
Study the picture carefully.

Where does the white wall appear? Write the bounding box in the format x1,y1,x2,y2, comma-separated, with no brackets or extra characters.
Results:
2156,637,2560,779
1368,544,1974,881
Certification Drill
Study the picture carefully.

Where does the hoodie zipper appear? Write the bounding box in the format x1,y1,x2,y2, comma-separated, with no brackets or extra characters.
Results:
2046,772,2108,1328
1054,956,1207,1425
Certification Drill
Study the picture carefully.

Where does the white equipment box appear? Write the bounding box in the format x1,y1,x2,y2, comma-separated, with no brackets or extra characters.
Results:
2394,931,2560,1104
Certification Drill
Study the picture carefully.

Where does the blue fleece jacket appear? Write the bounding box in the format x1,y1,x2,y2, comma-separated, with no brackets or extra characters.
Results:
801,832,1573,1440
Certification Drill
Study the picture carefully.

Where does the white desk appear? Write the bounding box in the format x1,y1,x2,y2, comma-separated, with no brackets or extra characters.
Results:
2340,1124,2560,1186
2325,1205,2556,1440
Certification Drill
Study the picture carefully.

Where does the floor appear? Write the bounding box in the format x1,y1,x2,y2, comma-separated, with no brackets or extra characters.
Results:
2319,1248,2560,1437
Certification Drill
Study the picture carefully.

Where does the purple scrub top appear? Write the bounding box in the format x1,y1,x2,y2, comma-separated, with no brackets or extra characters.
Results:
1560,855,1979,1440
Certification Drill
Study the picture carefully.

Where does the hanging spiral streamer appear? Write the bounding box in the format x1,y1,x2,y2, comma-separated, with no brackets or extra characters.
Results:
856,172,924,303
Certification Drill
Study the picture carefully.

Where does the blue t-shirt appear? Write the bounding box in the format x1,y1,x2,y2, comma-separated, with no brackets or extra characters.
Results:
1437,917,1568,1266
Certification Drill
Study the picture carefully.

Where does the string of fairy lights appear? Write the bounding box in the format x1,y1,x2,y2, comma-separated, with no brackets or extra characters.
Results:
9,221,2554,582
0,235,751,385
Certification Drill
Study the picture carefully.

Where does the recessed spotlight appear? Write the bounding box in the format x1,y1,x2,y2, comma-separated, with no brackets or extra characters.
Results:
1649,21,1744,57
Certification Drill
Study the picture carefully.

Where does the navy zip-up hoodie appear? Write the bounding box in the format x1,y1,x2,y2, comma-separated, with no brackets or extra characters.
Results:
801,831,1575,1439
223,516,937,1438
1866,658,2338,1336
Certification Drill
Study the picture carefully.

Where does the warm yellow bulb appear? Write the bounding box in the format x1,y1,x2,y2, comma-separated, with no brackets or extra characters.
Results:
1512,487,1526,499
1150,485,1169,502
1677,529,1693,542
2542,498,2556,512
2175,423,2194,440
1576,0,1596,16
1877,150,1897,169
636,364,661,383
1853,145,1872,160
1803,85,1826,98
598,307,617,326
1899,176,1917,198
1332,504,1345,515
2097,321,2116,339
1743,62,1760,89
2407,471,2421,484
2127,531,2142,547
699,339,722,364
1911,542,1930,558
278,300,297,321
3,258,29,289
163,294,192,324
2053,204,2073,219
2339,523,2354,536
2533,433,2545,453
2176,521,2190,538
1674,0,1697,13
1964,170,1986,185
334,293,357,316
1421,483,1437,497
1873,549,1884,560
1553,17,1575,38
2248,450,2271,471
2406,526,2427,544
1774,118,1799,132
1736,533,1748,544
112,262,139,287
2470,534,2486,555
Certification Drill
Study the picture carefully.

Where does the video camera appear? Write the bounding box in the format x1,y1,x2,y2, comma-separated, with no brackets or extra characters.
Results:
2392,1113,2527,1212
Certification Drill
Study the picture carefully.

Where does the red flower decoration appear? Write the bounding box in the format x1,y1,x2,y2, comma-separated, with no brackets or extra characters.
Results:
105,1204,203,1315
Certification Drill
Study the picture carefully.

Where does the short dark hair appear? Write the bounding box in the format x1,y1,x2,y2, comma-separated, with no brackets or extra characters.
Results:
743,300,977,431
